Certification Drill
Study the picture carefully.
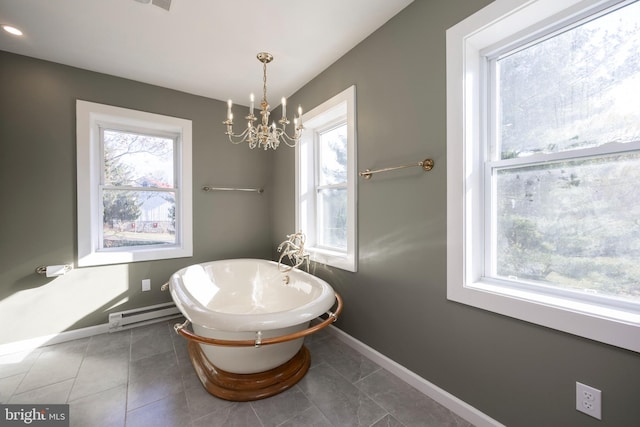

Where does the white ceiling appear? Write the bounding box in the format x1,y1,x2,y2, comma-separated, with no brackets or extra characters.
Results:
0,0,413,105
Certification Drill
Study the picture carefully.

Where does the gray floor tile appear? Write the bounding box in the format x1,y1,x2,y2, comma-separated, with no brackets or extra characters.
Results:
0,348,41,379
305,324,333,344
250,385,313,427
191,402,262,427
86,330,131,356
9,378,74,404
183,378,235,420
278,405,333,427
356,369,472,427
69,384,126,427
299,363,388,426
171,331,192,369
0,373,24,403
179,361,203,390
310,335,381,383
127,350,183,410
14,339,88,394
371,413,407,427
68,350,129,401
125,390,191,427
1,322,474,427
130,322,174,362
305,334,333,369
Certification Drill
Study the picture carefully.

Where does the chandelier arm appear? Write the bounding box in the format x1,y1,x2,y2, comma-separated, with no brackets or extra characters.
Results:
279,140,296,148
223,52,303,150
278,128,303,145
226,125,253,145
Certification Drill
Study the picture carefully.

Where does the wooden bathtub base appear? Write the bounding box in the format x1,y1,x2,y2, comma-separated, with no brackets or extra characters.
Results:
187,341,311,401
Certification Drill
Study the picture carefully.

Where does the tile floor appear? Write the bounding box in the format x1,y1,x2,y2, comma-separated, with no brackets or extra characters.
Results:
0,320,474,427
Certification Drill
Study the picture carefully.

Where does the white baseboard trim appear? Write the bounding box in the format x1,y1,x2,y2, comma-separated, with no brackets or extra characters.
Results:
326,325,505,427
0,306,182,356
0,323,110,356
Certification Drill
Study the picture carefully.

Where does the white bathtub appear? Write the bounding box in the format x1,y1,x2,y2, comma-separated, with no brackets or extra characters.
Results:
168,258,337,374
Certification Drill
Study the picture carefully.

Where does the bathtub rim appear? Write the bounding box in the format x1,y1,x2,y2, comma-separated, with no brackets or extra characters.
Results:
169,258,337,332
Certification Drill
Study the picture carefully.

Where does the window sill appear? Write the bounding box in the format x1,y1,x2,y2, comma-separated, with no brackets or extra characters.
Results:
448,278,640,353
78,245,192,267
308,247,357,273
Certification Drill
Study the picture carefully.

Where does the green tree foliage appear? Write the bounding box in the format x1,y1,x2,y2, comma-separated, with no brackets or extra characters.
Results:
496,155,640,301
493,3,640,302
103,145,141,225
499,5,640,158
319,127,348,248
102,130,174,226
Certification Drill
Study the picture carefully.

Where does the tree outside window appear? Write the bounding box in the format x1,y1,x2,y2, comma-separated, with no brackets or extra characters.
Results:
101,129,177,248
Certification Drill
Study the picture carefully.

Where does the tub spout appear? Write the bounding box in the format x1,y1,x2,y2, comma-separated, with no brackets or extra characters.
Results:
277,231,310,273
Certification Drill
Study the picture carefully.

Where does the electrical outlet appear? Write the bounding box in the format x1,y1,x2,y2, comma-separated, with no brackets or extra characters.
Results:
576,382,602,420
142,279,151,292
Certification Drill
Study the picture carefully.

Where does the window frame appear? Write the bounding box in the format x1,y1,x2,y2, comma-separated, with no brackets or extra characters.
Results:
76,100,193,266
295,85,357,272
446,0,640,353
99,124,179,251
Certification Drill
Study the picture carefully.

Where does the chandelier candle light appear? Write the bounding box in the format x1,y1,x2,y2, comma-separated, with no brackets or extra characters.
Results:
224,52,303,150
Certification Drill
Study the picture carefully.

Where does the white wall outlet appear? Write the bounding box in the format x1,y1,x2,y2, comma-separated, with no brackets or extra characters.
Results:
576,381,602,420
142,279,151,292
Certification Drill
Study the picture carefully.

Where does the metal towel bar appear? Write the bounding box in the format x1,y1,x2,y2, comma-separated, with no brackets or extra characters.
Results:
202,186,264,194
359,158,434,180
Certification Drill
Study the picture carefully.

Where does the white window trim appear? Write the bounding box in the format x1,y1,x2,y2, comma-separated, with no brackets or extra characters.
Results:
76,100,193,266
446,0,640,353
295,85,357,272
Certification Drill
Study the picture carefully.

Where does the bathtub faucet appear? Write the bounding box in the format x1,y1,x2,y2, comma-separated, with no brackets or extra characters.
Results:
277,232,310,273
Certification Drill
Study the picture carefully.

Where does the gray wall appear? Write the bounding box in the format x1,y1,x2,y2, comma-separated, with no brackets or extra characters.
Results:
0,51,272,344
1,0,639,425
270,1,640,426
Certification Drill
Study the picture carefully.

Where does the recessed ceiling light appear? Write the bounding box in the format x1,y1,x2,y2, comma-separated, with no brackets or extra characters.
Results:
2,25,23,36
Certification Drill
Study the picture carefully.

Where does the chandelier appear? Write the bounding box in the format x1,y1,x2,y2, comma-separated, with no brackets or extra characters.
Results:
223,52,303,150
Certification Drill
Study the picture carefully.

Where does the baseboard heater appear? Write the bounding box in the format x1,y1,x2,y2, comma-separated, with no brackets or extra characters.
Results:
108,302,182,332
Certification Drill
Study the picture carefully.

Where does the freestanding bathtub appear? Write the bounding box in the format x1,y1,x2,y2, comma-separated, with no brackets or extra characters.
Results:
167,258,342,401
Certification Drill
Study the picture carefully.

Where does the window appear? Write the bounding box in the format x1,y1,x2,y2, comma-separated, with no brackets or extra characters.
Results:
447,0,640,352
77,100,192,266
296,86,357,272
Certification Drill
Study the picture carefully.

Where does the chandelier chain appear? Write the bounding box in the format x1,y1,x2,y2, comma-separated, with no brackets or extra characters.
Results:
263,61,268,105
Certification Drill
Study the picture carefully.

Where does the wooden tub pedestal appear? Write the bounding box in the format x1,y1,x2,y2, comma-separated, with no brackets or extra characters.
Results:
187,341,311,401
